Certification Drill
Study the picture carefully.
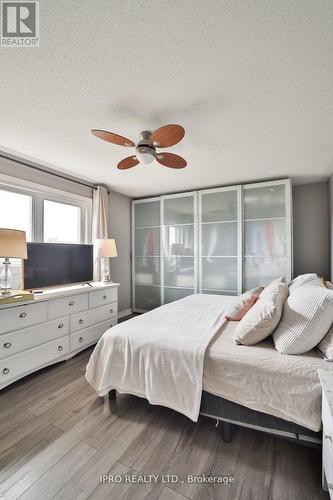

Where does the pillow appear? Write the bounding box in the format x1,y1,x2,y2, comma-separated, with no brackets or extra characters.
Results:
234,282,288,345
317,324,333,361
288,273,318,292
273,278,333,355
224,287,263,321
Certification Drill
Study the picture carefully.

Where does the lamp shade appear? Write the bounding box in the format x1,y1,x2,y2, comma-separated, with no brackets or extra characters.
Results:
0,229,27,259
95,238,118,258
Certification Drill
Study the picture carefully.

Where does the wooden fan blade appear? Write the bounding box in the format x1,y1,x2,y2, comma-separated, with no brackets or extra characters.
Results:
117,156,139,170
91,129,135,147
150,124,185,147
156,152,187,169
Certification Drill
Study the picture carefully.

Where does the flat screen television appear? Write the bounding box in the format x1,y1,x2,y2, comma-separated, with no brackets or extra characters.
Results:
24,243,93,289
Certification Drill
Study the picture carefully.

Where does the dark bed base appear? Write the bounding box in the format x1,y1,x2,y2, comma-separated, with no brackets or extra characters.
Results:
108,389,321,446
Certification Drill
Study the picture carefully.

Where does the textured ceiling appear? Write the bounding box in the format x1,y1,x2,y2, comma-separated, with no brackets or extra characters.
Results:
0,0,333,197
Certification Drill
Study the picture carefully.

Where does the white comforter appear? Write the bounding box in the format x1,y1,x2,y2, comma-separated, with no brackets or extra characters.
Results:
86,294,233,421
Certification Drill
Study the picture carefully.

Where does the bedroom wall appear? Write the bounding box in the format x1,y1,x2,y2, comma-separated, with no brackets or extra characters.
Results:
329,175,333,280
108,191,132,313
293,181,329,278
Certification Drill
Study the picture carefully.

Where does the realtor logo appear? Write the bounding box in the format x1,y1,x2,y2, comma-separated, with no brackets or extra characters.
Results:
1,1,39,47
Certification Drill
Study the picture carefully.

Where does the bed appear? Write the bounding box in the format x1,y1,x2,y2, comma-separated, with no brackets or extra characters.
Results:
86,294,330,445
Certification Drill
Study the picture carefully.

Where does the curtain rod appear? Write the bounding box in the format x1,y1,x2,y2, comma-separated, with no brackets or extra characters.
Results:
0,152,97,191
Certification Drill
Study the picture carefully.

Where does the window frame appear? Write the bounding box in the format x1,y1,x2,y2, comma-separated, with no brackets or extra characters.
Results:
0,180,92,244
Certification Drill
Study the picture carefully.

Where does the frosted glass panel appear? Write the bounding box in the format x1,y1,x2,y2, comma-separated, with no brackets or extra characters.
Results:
135,285,161,310
201,223,237,256
244,185,286,219
135,228,160,256
135,257,160,285
164,196,194,224
135,201,160,227
201,190,238,222
201,257,237,291
244,257,288,290
164,225,194,256
245,220,286,257
164,257,194,287
202,290,238,296
164,287,194,304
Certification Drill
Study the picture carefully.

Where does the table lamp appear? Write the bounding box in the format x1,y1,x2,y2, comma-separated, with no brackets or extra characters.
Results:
0,229,27,296
95,238,118,283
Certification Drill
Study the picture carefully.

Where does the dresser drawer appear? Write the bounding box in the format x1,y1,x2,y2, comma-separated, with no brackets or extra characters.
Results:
0,302,47,335
48,293,88,319
71,318,117,351
0,317,69,359
71,303,117,332
0,336,70,384
89,287,118,309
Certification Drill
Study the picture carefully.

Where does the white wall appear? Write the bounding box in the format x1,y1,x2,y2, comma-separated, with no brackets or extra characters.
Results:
108,191,132,313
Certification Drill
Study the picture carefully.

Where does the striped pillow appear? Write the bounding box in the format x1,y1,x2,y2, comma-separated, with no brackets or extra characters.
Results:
273,278,333,354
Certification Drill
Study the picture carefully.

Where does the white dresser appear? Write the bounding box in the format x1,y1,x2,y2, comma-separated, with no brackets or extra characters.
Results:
0,282,119,390
318,369,333,499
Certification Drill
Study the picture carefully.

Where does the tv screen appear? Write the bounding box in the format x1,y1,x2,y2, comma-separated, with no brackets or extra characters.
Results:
24,243,93,289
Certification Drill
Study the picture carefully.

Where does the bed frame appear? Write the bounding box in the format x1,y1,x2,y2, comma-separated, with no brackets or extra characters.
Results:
108,389,321,447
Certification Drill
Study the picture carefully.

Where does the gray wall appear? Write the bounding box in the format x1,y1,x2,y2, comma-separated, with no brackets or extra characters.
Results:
329,175,333,280
108,191,132,312
0,154,93,198
293,182,329,278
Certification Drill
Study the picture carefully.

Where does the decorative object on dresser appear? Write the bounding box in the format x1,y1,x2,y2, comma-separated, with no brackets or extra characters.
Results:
0,228,27,296
94,238,118,283
318,370,333,498
0,282,119,390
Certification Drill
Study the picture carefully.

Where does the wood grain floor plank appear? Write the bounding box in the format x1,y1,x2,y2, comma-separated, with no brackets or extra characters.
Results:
19,441,97,500
159,486,189,500
87,461,134,500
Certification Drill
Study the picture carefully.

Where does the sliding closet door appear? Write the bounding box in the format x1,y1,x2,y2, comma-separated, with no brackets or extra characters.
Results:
243,179,292,290
199,187,241,295
161,193,197,304
132,198,161,312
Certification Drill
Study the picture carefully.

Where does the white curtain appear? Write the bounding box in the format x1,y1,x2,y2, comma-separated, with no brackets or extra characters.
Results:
92,186,109,281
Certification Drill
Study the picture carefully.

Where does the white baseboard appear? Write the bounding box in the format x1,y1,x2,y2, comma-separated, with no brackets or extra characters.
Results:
118,308,132,319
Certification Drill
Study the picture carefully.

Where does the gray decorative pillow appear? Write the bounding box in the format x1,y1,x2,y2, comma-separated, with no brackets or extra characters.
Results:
273,278,333,355
234,282,288,346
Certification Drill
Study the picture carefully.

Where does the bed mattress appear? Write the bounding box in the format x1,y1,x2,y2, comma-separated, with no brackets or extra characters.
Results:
203,318,330,431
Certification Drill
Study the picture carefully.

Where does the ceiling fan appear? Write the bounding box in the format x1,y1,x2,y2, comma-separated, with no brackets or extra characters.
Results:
91,124,187,170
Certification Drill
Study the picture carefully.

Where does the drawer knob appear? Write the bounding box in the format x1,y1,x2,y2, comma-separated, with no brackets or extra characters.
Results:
79,319,84,324
325,434,332,442
110,309,113,313
103,295,107,300
58,345,63,351
79,337,84,343
19,312,27,318
58,323,64,329
2,368,9,375
69,301,75,306
3,342,11,349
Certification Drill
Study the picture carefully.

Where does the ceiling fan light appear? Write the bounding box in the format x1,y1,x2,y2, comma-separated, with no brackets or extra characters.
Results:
136,147,155,164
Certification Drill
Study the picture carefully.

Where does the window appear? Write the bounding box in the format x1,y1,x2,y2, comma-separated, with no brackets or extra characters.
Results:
43,200,81,243
0,183,91,244
0,188,32,240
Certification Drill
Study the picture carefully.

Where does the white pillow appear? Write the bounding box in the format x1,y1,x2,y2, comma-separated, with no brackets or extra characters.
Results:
317,324,333,361
288,273,318,292
273,278,333,354
234,282,288,346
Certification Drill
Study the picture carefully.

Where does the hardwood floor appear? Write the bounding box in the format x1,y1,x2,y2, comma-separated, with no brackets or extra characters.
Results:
0,322,328,499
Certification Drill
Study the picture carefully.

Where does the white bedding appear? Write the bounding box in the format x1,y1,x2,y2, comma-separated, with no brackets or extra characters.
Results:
86,293,332,431
86,294,233,421
204,320,330,431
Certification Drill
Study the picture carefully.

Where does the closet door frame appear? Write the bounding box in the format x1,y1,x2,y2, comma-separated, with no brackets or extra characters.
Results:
132,197,161,313
241,178,293,291
161,191,198,305
198,185,243,296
